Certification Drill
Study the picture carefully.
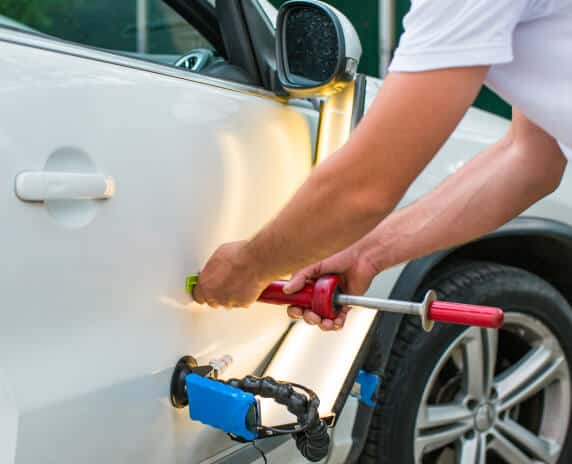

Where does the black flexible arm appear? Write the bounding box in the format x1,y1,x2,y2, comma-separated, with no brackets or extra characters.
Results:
227,376,330,462
170,357,330,462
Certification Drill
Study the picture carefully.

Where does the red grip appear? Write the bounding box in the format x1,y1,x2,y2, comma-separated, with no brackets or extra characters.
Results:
258,281,314,308
428,301,504,329
258,275,342,319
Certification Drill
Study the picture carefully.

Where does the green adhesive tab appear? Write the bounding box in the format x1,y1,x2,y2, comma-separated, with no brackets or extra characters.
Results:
186,274,200,295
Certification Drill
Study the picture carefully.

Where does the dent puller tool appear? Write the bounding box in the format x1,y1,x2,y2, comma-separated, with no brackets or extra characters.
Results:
186,274,504,332
170,355,331,462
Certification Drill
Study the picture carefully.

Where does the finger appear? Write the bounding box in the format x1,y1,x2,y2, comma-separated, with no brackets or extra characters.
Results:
319,319,335,331
303,310,322,326
333,313,346,330
205,297,220,308
287,306,304,319
193,284,206,304
231,300,249,309
284,271,312,294
221,299,240,309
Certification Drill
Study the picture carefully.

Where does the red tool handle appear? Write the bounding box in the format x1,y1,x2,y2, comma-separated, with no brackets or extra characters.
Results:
258,275,342,319
258,280,315,308
258,275,504,329
428,301,504,329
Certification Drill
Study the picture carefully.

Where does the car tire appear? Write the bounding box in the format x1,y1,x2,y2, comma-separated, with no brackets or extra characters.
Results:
361,261,572,464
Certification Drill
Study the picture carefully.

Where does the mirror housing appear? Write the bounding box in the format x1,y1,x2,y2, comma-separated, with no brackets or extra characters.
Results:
276,0,362,98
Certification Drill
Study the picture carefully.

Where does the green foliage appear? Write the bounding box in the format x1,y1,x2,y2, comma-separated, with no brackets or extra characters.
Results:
0,1,191,55
0,0,79,30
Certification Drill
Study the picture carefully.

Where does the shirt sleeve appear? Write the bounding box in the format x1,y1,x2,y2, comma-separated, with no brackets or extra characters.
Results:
559,142,572,160
389,0,530,72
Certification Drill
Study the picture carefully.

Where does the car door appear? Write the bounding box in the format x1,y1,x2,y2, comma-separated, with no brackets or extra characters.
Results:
0,4,317,463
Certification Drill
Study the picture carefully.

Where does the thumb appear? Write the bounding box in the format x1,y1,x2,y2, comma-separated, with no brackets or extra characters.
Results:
283,265,320,294
284,251,350,294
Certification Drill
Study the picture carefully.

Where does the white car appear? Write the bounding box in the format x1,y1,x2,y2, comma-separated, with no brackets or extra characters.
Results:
1,1,571,463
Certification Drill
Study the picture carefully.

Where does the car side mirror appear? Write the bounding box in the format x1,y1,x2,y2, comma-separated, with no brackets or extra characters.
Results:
276,0,362,98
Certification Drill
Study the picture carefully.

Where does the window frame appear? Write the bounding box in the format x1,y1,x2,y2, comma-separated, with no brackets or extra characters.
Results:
0,25,277,100
163,0,226,57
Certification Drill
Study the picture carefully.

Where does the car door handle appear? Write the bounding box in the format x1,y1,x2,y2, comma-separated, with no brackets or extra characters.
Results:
15,171,115,202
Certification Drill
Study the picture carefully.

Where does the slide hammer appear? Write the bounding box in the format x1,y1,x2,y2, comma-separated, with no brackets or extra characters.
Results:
186,274,504,331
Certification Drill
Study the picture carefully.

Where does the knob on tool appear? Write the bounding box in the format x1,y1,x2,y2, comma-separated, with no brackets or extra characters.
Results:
186,274,504,332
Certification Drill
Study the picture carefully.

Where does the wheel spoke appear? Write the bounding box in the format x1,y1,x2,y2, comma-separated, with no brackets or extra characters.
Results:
495,346,564,411
457,434,486,464
418,403,473,429
496,417,560,463
484,329,498,395
489,430,533,464
415,422,473,462
462,328,489,400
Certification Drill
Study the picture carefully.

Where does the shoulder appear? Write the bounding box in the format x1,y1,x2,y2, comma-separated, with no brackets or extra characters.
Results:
390,0,532,72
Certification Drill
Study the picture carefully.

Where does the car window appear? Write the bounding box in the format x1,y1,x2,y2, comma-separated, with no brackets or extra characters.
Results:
0,0,216,69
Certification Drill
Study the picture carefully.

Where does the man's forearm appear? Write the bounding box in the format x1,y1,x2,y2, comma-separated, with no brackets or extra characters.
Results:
243,155,397,281
358,125,567,273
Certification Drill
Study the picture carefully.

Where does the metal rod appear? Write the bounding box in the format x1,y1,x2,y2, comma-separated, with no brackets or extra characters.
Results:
335,294,421,316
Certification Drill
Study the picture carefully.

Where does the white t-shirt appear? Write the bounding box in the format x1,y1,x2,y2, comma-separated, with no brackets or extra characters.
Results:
389,0,572,159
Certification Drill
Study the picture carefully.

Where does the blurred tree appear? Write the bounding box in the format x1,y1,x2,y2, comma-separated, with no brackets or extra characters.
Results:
0,0,77,30
0,0,201,55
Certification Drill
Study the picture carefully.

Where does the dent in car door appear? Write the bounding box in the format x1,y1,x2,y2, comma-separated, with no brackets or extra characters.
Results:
0,36,314,463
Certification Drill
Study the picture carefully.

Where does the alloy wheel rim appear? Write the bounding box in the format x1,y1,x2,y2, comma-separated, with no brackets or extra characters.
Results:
414,312,571,464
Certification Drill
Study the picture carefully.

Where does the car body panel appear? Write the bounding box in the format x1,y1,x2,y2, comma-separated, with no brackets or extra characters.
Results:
0,34,316,463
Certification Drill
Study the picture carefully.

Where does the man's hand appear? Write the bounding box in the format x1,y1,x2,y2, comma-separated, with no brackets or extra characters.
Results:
284,245,378,331
193,241,271,308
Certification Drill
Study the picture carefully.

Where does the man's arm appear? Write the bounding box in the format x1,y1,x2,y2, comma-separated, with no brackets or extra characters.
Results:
246,68,489,276
286,110,567,330
360,110,567,273
193,67,488,307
